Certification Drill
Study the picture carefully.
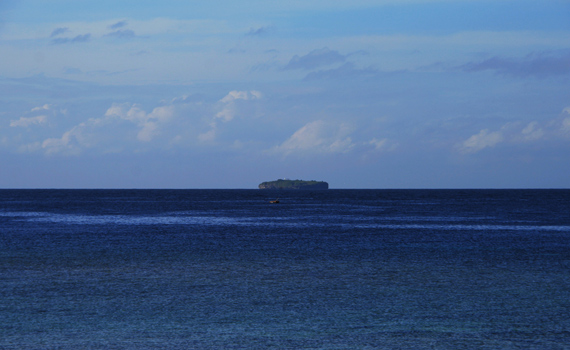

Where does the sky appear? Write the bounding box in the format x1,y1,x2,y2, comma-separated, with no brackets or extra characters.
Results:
1,0,569,188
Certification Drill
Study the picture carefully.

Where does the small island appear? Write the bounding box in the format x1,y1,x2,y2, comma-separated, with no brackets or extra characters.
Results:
258,179,329,190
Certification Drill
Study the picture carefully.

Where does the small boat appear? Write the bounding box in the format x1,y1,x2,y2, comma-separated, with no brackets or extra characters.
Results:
270,198,280,204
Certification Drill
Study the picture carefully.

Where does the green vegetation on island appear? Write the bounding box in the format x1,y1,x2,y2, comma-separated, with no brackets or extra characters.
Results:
258,179,329,190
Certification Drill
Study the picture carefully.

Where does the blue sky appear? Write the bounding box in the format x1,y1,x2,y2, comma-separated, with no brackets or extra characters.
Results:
1,0,569,188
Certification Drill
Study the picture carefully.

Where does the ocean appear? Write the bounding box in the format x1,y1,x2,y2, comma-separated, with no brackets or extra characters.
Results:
1,189,569,349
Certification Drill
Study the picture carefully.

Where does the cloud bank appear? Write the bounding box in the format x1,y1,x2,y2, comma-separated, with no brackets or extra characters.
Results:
284,48,347,70
272,120,355,155
461,50,570,78
457,110,570,154
51,34,91,45
10,115,47,128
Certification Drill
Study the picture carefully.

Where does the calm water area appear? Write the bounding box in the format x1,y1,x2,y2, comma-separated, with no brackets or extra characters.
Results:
1,189,569,349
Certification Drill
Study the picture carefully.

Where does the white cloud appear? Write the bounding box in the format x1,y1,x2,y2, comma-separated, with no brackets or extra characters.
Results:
137,122,159,142
40,115,110,155
31,104,51,112
105,103,174,142
459,129,503,154
10,115,48,127
457,111,570,155
215,90,261,122
560,108,570,134
368,137,397,152
220,90,262,103
369,138,387,150
198,127,217,142
562,117,570,134
36,103,176,155
198,90,262,142
272,120,355,155
42,128,83,155
521,121,544,141
215,108,234,122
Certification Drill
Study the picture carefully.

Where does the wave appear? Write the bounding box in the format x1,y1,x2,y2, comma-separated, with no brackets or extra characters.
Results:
3,211,569,232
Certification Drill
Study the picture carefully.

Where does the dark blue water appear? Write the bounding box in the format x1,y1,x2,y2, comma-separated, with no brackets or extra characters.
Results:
1,189,569,349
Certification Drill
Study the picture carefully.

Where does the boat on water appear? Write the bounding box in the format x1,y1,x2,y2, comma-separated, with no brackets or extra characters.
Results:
270,198,280,204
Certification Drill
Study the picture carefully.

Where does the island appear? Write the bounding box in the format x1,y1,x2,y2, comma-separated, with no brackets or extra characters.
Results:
258,179,329,190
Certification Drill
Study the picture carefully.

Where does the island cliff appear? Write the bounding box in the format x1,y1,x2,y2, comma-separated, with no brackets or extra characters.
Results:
258,179,329,190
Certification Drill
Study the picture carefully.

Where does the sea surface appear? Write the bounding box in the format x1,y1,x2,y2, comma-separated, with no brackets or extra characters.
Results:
1,189,569,349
